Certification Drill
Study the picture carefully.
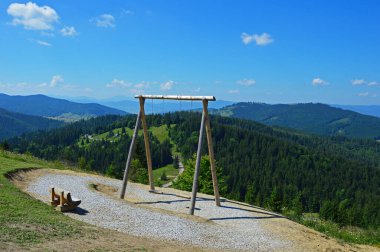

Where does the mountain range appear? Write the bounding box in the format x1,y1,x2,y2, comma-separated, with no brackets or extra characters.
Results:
1,93,380,140
0,93,127,121
0,108,63,140
215,102,380,139
331,104,380,118
65,96,235,114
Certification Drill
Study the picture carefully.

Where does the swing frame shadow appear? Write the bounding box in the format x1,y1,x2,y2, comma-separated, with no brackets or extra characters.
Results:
119,94,221,215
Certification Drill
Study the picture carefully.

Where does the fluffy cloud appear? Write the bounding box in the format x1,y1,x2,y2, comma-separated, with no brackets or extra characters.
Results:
160,80,175,90
91,14,115,28
50,75,64,87
60,26,78,36
368,81,380,87
7,2,59,30
134,81,151,89
312,78,328,86
241,32,273,46
227,89,239,94
122,9,134,15
237,78,256,87
35,39,51,46
358,92,369,97
106,79,131,88
351,79,366,86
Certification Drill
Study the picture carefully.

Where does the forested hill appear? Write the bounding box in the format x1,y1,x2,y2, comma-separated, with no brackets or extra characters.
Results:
0,93,127,121
215,102,380,139
0,108,63,140
7,112,380,228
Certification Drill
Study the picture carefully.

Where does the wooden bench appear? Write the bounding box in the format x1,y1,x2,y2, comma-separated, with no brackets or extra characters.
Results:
50,187,81,212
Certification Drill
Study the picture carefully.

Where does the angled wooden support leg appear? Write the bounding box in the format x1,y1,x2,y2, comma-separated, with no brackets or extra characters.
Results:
139,96,155,191
120,110,142,199
189,100,207,215
203,100,221,207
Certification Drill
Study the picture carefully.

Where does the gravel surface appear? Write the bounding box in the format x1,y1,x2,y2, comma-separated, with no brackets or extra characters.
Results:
27,171,291,251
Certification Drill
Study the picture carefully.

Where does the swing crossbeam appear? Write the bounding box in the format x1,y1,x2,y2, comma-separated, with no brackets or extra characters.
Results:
134,95,215,101
120,94,221,216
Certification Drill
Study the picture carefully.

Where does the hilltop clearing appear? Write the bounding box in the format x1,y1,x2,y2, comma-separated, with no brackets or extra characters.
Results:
11,168,380,252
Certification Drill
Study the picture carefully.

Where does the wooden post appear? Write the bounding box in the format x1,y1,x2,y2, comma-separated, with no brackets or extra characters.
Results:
59,191,64,206
139,97,155,191
203,100,221,206
189,100,206,215
120,110,142,199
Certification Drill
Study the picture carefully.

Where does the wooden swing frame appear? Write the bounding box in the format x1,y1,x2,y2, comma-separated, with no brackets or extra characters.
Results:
119,95,221,215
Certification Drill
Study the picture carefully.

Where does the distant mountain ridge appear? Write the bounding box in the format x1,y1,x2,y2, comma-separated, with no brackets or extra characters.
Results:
215,102,380,139
64,96,235,114
0,108,63,140
0,93,127,120
331,104,380,118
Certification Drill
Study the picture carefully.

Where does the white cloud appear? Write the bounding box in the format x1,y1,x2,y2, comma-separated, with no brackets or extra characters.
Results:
130,88,144,94
134,81,151,89
7,2,59,30
122,9,134,15
160,80,175,90
227,89,239,94
106,79,131,88
194,87,201,92
241,32,273,46
358,92,369,97
368,81,380,87
351,79,366,86
237,78,256,87
50,75,64,87
60,26,78,36
312,78,329,86
91,14,115,28
35,39,52,46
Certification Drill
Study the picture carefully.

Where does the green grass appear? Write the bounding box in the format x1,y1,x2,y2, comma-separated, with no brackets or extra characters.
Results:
78,124,176,148
0,151,91,246
298,213,380,246
152,164,179,186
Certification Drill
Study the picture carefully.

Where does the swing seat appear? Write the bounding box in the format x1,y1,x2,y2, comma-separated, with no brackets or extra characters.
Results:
49,187,81,212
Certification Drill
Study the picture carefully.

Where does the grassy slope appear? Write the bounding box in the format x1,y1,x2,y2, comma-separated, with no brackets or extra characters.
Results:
77,124,181,186
78,124,175,147
152,164,178,186
0,151,87,246
0,151,194,251
1,151,379,248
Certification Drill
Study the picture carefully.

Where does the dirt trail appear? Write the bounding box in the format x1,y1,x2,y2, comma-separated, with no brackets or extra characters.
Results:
11,168,380,252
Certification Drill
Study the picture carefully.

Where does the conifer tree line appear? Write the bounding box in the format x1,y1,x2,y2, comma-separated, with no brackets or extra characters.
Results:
8,112,380,228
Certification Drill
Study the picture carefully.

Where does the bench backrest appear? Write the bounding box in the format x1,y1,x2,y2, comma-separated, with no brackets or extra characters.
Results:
50,187,73,202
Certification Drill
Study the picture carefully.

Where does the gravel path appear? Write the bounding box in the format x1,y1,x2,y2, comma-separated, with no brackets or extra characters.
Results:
27,170,291,251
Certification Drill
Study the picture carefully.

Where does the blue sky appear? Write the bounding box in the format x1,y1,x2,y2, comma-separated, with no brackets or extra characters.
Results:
1,0,380,104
